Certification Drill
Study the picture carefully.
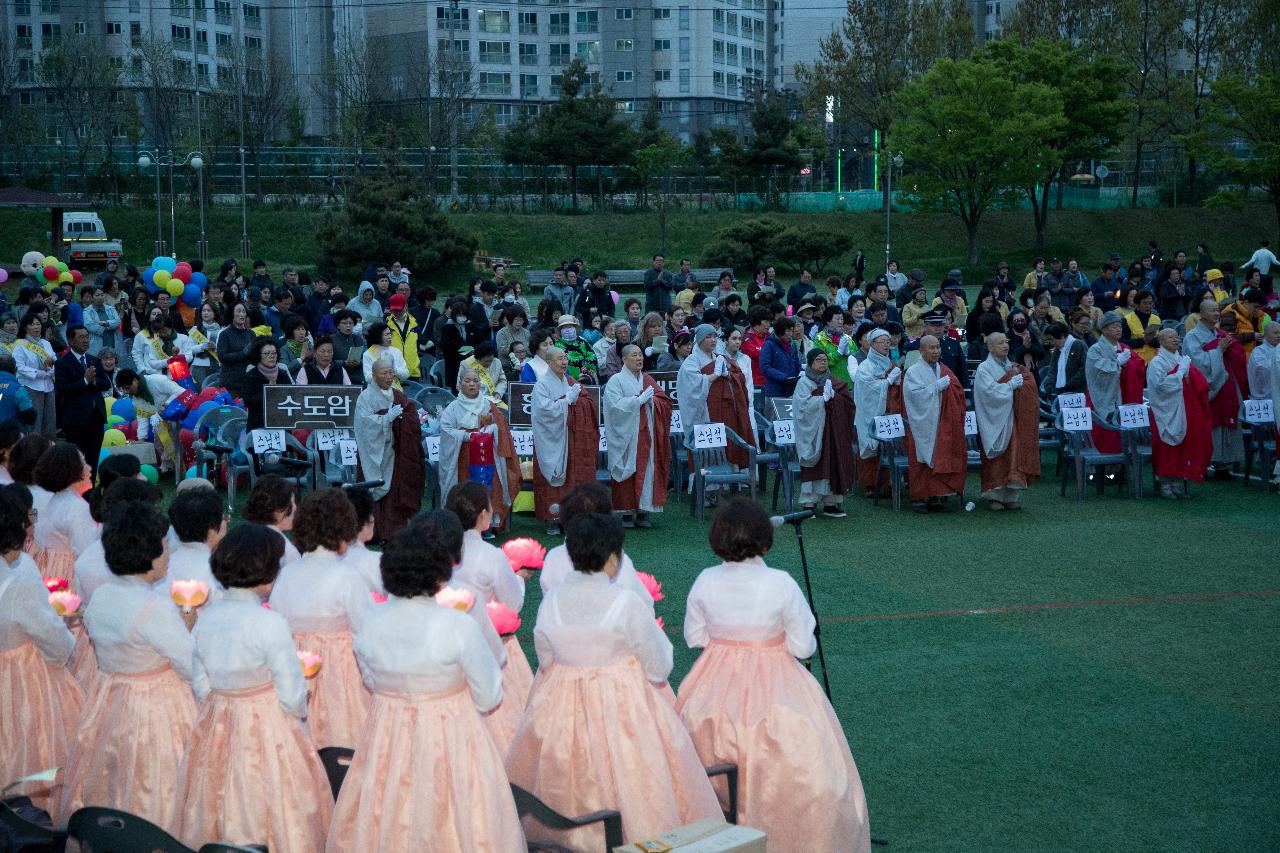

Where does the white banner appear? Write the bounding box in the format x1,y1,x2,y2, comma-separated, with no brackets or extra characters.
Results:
692,422,727,449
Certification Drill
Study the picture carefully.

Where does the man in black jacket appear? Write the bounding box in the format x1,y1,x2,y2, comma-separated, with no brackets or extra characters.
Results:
1044,321,1088,398
902,308,968,387
55,324,111,477
575,271,616,325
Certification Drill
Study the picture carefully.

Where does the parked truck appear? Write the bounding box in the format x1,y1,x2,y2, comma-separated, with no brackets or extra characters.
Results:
59,212,123,268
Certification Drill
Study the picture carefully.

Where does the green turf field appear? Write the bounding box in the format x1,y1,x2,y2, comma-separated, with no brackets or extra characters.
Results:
491,463,1280,852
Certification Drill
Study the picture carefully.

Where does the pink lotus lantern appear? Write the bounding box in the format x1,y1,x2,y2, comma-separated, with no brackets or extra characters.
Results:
48,591,82,616
434,586,476,612
43,577,69,593
636,571,664,603
170,580,210,613
655,616,665,630
297,650,323,678
501,538,546,573
370,591,388,605
486,601,522,636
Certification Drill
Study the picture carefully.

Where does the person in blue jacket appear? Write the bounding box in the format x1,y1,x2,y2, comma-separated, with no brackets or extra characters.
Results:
760,316,801,398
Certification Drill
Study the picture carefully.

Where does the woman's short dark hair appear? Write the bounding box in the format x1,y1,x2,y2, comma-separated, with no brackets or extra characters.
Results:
33,441,85,493
445,482,491,531
97,477,161,524
566,513,624,575
169,487,225,544
380,516,455,598
535,298,560,328
346,486,374,529
8,434,52,485
18,311,44,337
529,328,553,355
708,497,774,562
88,453,143,520
246,335,278,366
212,523,285,589
364,321,388,346
333,308,359,326
0,485,31,553
821,305,843,324
1045,321,1070,340
558,481,611,529
283,314,307,338
103,501,169,577
292,488,358,553
502,306,527,326
408,509,464,565
242,474,297,525
771,317,794,338
312,334,333,352
473,340,496,361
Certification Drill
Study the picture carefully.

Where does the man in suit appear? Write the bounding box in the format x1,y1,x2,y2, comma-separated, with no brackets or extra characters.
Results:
1045,321,1088,399
902,308,969,388
55,324,111,477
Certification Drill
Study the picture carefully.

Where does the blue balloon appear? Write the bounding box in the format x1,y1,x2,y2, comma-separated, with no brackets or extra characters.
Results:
99,447,111,464
111,397,137,423
153,256,177,273
184,466,198,481
142,267,156,285
190,271,207,288
181,283,202,308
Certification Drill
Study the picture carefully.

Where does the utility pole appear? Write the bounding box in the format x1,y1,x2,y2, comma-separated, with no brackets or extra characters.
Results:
449,0,460,206
236,0,251,257
190,0,207,259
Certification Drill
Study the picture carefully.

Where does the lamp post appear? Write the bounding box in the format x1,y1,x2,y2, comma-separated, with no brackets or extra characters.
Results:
137,151,204,258
884,151,903,275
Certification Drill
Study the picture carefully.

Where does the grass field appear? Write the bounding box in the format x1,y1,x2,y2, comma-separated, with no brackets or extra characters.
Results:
487,463,1279,852
1,204,1275,294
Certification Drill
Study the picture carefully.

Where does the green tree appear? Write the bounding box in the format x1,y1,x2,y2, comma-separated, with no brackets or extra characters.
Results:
980,39,1127,248
699,217,780,271
316,131,478,283
768,226,853,274
633,137,689,252
744,90,804,210
1190,74,1280,241
890,58,1065,264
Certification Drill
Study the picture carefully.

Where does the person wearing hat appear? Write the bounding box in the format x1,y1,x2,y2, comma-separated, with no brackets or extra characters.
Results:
93,257,120,290
902,308,968,387
1085,311,1147,455
852,327,902,498
900,333,967,512
894,267,924,309
1147,326,1213,497
677,324,753,494
991,261,1016,305
384,292,422,380
931,279,968,330
1198,268,1230,305
973,330,1041,510
792,347,855,517
553,314,598,383
795,299,821,338
901,281,931,338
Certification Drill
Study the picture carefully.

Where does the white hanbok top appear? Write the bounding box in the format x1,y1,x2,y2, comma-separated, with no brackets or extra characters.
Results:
191,587,307,717
85,574,195,680
74,540,112,604
0,552,74,662
153,540,226,606
684,557,816,658
455,529,525,612
267,547,372,633
343,540,384,595
269,525,302,568
354,595,502,710
540,543,655,615
33,488,98,555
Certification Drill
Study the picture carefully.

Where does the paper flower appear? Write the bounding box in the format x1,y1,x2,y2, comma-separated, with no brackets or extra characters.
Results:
501,537,546,572
48,591,82,616
297,650,323,679
43,577,69,593
635,571,664,603
170,579,210,613
435,586,476,612
370,591,388,604
486,601,522,636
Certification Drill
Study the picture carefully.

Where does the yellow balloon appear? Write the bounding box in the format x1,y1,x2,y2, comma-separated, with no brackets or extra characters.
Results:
153,268,171,286
104,396,117,413
166,279,184,297
102,428,127,448
42,255,58,267
59,271,73,283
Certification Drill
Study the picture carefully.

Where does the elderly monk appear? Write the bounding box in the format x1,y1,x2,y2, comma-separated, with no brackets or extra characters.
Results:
438,367,523,530
1182,301,1244,474
1148,328,1213,497
852,327,903,498
973,332,1041,511
532,347,600,534
1248,323,1280,484
1085,310,1147,454
900,334,966,513
603,344,673,529
792,348,856,517
677,324,753,470
354,358,425,540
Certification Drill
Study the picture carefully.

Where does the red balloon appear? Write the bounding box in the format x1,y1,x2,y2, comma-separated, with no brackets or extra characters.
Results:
173,267,192,284
292,428,312,447
42,264,58,280
70,269,83,284
179,428,195,448
175,261,192,272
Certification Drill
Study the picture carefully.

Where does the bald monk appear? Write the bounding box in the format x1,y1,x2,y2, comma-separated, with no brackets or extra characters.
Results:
972,332,1041,510
900,335,967,513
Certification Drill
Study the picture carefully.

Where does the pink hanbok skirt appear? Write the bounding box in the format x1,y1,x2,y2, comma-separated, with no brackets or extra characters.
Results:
292,629,371,751
0,642,82,811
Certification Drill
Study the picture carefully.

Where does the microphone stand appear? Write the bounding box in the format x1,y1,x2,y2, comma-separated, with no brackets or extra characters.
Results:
789,517,832,701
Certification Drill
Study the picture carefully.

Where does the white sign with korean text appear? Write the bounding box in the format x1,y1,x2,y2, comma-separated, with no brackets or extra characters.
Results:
598,433,608,453
964,410,978,436
1243,399,1275,424
251,429,286,455
1118,404,1150,429
693,422,727,449
670,410,683,434
1062,407,1093,431
1058,393,1087,410
314,429,351,451
772,419,795,445
424,435,441,463
338,439,359,466
511,429,534,457
873,414,905,440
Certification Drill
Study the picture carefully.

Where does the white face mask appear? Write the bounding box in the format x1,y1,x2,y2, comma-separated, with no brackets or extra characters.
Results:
503,295,516,304
560,327,578,342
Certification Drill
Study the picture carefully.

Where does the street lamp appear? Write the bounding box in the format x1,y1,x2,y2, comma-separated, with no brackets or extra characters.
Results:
137,151,204,259
884,151,903,275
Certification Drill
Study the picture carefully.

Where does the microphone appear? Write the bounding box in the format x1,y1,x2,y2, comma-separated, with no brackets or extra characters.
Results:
770,509,815,527
341,479,385,492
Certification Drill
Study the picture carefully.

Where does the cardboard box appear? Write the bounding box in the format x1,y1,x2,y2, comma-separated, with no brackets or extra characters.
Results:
614,819,766,853
108,441,158,466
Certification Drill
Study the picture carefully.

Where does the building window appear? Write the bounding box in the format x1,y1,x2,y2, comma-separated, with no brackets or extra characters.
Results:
520,73,538,96
73,21,86,35
615,38,633,51
726,12,738,35
714,9,725,32
519,42,538,64
713,70,725,94
14,0,30,15
198,62,210,83
549,42,569,66
616,100,635,113
576,40,599,63
40,23,61,45
215,0,231,24
479,41,511,64
519,12,537,34
15,25,32,50
726,43,738,67
575,11,598,33
19,91,34,104
105,22,122,35
653,38,671,51
616,7,632,19
549,13,568,35
679,37,690,61
40,0,59,12
494,103,515,126
478,10,510,33
480,72,510,95
438,39,470,58
616,70,633,82
551,74,563,96
654,69,671,81
242,3,260,28
713,40,725,64
215,31,230,49
654,7,671,18
17,58,34,83
727,72,739,94
679,68,689,93
436,6,470,31
679,6,690,29
244,35,262,53
196,29,209,54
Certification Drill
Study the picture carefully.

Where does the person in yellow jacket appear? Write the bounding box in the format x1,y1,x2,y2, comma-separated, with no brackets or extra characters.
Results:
384,293,422,380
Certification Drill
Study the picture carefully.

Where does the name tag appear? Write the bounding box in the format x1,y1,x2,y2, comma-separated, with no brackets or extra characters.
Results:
1243,399,1274,424
670,410,683,434
511,429,534,457
424,435,440,463
964,411,978,436
338,439,359,466
251,429,286,454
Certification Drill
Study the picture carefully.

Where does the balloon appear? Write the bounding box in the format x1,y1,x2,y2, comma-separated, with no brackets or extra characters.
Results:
103,396,117,412
184,466,198,481
110,397,136,422
56,261,68,273
153,256,177,273
182,284,202,308
190,271,207,288
153,268,171,287
140,464,159,484
174,261,192,275
99,448,111,464
179,428,195,448
42,255,57,267
0,268,8,283
102,428,127,448
42,264,58,280
121,421,138,441
58,271,73,284
106,414,125,427
173,267,192,285
165,279,184,298
142,267,155,285
70,269,82,284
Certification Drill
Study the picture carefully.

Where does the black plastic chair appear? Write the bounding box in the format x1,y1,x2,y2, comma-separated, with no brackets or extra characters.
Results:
1241,414,1277,493
318,746,355,800
510,784,623,853
66,806,195,853
0,797,66,853
705,763,740,824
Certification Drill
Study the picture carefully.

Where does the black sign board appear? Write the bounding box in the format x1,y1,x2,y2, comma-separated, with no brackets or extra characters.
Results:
507,382,603,427
263,385,362,429
769,397,794,421
647,371,678,403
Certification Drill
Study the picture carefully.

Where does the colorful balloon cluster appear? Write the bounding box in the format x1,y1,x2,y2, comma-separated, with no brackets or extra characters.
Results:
142,255,207,308
19,251,83,293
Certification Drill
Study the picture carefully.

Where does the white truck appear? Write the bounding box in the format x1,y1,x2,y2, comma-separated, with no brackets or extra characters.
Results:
59,212,124,268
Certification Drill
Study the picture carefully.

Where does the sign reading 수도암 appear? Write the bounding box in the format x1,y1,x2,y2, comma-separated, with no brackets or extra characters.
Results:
692,422,727,449
511,429,534,457
251,429,286,454
873,414,905,440
1117,404,1150,429
1242,398,1274,424
506,382,603,427
263,385,360,429
1061,407,1093,431
1057,392,1087,410
772,419,795,445
964,410,978,436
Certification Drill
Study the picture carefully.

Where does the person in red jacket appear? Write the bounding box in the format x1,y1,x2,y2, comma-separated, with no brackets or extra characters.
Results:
740,305,771,390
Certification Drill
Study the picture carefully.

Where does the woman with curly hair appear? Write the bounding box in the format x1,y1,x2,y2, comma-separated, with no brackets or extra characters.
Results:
31,442,95,585
242,473,300,567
